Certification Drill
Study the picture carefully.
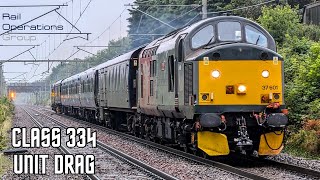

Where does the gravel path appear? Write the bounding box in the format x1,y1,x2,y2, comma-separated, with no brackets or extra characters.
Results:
2,106,87,180
36,107,243,180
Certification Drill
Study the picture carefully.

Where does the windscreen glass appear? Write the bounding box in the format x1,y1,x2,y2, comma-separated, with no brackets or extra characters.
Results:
245,25,268,48
191,25,214,49
218,21,242,41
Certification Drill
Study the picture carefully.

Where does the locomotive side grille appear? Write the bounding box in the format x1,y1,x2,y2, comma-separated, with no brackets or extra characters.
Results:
184,63,193,105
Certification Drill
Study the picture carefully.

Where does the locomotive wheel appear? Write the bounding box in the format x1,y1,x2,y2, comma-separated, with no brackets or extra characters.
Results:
183,145,189,153
191,147,199,156
258,155,268,159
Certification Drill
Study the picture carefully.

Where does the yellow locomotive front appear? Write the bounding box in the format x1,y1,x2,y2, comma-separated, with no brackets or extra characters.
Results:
188,18,288,157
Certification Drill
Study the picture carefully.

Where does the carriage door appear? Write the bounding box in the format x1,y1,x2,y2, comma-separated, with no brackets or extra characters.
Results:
175,34,186,109
131,58,138,107
94,70,99,106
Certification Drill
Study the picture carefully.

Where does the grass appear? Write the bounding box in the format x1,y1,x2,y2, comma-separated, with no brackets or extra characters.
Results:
0,117,12,177
0,153,11,176
283,145,320,160
0,99,13,177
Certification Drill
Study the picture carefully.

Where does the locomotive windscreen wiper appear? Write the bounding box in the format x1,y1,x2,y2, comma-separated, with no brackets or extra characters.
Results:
204,35,215,48
255,35,261,45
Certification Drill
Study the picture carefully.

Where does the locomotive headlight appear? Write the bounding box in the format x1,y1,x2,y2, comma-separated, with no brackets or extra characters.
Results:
237,85,247,94
211,70,220,78
262,70,270,78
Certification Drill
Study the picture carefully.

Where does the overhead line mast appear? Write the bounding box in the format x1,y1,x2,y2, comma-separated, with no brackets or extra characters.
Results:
202,0,207,19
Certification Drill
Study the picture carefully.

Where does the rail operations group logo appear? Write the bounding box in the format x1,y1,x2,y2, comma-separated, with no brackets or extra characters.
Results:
1,12,64,42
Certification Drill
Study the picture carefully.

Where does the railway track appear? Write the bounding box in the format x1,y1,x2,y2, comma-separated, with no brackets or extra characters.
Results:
22,106,176,180
31,106,273,180
34,106,320,179
251,157,320,178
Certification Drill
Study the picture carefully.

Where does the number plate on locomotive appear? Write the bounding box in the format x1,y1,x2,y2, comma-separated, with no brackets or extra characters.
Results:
262,85,278,90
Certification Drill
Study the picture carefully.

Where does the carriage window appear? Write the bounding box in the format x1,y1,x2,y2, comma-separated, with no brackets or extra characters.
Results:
150,60,157,77
245,25,268,48
150,80,154,96
153,60,157,76
191,25,214,49
168,55,174,92
141,64,144,98
218,22,241,41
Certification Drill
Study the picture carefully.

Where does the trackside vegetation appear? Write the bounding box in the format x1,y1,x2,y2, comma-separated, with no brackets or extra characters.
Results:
258,5,320,158
0,97,14,176
44,1,319,158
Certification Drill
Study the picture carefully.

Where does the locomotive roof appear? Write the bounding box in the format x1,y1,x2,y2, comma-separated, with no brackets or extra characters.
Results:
145,16,273,49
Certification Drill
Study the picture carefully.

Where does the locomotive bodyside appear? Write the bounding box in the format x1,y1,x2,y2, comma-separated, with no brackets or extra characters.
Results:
137,16,287,156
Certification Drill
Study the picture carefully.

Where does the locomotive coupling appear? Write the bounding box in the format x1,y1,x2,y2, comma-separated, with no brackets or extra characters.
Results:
266,113,288,128
199,113,222,128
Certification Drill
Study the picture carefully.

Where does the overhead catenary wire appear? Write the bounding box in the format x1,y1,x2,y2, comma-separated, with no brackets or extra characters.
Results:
206,0,276,15
13,0,73,82
125,4,201,7
147,5,201,34
45,0,93,77
46,0,93,60
85,7,127,45
24,5,66,82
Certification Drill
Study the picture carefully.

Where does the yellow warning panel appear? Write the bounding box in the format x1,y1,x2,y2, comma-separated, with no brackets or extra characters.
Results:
258,131,284,156
197,131,230,156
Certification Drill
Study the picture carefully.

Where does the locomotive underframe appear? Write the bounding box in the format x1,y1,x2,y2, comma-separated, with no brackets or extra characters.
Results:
54,104,285,156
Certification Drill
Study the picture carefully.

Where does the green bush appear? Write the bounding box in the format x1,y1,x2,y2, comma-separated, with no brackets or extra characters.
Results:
0,97,14,150
258,5,301,44
299,25,320,42
286,130,320,158
285,120,320,158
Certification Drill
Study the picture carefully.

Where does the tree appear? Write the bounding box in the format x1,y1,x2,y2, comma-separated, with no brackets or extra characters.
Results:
223,0,269,19
257,5,301,44
287,0,316,9
127,0,229,48
46,37,131,84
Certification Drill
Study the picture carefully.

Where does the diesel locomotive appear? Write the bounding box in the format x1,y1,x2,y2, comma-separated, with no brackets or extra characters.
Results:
52,16,288,157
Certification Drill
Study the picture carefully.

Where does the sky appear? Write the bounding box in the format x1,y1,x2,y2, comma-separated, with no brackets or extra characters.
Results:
0,0,134,83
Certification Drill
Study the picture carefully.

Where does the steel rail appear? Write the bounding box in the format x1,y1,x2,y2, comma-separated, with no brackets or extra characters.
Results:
257,158,320,178
38,107,268,180
225,152,320,179
26,106,177,180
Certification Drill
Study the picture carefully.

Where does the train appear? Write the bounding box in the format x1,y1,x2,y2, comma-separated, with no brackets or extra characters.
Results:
51,16,288,157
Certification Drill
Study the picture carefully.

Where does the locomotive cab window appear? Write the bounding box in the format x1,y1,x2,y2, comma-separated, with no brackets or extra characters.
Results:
191,25,214,49
218,21,241,41
245,25,268,48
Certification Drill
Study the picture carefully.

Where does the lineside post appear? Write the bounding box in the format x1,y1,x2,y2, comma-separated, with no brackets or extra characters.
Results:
202,0,207,19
